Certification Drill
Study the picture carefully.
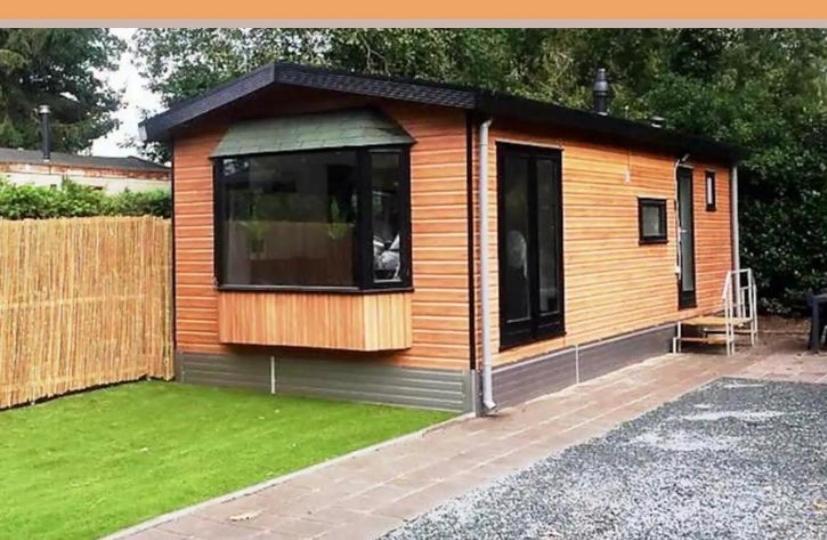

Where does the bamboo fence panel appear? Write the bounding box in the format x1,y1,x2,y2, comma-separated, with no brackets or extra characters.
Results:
0,216,172,409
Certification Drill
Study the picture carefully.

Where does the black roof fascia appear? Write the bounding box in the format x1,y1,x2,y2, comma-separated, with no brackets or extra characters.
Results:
141,64,277,142
141,63,477,142
274,63,476,109
141,62,741,163
475,92,742,163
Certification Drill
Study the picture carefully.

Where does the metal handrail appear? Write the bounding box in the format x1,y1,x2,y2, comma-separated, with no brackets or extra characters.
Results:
720,268,758,354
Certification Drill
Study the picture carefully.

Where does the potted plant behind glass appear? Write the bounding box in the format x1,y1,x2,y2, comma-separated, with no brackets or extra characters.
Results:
324,198,355,285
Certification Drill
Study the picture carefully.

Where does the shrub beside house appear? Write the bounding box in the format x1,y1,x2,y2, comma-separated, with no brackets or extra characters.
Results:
0,177,171,219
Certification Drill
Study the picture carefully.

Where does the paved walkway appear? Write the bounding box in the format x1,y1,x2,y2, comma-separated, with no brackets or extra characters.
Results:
117,337,827,540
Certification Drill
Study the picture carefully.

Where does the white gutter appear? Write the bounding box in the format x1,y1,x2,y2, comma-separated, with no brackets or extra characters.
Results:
673,158,685,278
478,118,496,414
731,165,741,271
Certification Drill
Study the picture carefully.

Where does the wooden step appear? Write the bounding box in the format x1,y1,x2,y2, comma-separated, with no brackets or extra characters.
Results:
682,316,751,327
679,335,732,345
706,328,755,336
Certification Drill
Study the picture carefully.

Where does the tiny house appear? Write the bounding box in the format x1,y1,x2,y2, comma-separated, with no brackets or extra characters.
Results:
141,62,741,413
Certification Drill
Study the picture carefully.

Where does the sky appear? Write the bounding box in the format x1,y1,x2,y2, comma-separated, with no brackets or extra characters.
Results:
90,28,162,158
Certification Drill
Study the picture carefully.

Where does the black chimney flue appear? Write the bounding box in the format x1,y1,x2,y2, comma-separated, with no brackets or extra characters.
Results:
592,68,610,116
38,104,51,161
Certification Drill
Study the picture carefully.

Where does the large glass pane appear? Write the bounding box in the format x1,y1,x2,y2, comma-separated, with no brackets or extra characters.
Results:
503,154,531,324
641,203,665,238
706,173,716,209
536,158,560,315
219,150,358,287
371,151,403,283
678,175,695,292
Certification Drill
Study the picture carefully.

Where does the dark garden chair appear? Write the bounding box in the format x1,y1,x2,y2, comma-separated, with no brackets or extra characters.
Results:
806,290,827,351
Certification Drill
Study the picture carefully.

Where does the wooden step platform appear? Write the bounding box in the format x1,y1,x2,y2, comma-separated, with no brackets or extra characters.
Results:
682,316,752,327
678,335,732,345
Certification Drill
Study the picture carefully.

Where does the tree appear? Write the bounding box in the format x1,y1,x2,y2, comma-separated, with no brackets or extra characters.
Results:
132,29,570,105
0,29,124,152
132,28,324,106
132,28,827,314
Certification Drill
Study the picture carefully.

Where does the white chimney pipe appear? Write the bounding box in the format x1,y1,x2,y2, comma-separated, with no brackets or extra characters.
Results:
38,105,51,162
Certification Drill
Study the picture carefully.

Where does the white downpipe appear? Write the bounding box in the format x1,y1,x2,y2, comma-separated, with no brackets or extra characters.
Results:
673,159,684,278
270,356,276,395
731,165,741,272
478,118,496,414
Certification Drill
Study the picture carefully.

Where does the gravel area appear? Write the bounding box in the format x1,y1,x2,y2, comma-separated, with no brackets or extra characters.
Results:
384,378,827,539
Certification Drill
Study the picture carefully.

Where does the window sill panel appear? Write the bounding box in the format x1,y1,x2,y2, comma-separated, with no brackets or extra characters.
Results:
217,290,413,351
639,237,669,245
217,284,414,295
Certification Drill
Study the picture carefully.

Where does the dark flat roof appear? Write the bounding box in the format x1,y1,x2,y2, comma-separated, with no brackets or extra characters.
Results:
0,147,169,174
141,62,741,163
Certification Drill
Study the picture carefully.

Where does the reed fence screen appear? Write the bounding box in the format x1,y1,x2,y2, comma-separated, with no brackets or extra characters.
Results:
0,217,172,409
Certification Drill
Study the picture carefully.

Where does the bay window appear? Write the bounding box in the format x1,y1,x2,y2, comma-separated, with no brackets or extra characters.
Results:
214,146,411,291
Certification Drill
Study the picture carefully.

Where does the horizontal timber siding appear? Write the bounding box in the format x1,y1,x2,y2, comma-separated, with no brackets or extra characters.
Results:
173,90,471,371
172,85,733,404
475,120,732,367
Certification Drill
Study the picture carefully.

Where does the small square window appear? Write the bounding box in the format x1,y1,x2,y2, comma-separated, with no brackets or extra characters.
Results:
705,171,716,211
638,198,668,244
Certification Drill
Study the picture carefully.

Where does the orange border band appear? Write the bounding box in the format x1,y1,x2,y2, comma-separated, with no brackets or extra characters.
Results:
3,0,827,21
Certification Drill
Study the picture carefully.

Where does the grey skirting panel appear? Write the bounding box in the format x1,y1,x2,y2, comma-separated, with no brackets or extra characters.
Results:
176,324,674,414
577,324,676,383
175,352,271,393
492,348,577,409
275,358,471,412
492,323,676,409
175,352,471,412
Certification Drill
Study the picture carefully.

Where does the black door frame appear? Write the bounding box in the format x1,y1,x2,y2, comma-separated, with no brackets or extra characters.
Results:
497,142,565,349
676,165,697,309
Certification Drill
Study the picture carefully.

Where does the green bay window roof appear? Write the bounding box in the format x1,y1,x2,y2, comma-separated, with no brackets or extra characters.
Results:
210,108,414,158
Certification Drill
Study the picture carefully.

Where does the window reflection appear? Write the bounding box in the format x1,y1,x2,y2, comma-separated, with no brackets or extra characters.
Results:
216,147,408,289
219,151,358,287
371,151,402,282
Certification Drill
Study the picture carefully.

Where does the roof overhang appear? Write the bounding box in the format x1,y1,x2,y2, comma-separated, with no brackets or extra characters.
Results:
210,108,414,158
140,62,743,164
475,93,743,163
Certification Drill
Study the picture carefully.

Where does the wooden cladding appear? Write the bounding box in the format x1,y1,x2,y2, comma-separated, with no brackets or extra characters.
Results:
478,120,733,368
173,94,471,369
173,86,734,373
218,291,413,351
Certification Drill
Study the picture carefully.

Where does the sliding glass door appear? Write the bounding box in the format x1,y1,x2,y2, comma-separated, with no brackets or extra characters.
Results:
498,143,564,349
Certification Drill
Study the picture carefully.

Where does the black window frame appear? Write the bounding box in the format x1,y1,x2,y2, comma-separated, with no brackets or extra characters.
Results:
638,197,668,245
212,144,412,293
497,142,565,350
705,170,717,211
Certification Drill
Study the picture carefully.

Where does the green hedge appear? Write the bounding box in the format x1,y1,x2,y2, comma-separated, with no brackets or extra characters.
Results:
0,177,171,219
741,190,827,316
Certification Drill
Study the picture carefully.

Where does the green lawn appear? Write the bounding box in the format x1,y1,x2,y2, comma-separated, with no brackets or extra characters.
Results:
0,382,453,539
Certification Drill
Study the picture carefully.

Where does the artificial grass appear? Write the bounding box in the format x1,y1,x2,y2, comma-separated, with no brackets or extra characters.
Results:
0,381,453,539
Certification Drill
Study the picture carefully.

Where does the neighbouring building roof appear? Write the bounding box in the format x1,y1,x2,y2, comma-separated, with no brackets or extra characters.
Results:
0,147,169,174
210,108,414,158
140,62,742,163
